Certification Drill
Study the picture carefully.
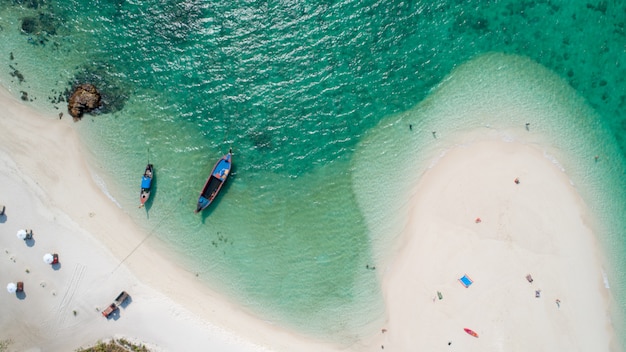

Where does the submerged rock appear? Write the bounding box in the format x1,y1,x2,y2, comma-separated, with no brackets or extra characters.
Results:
68,63,129,115
21,17,37,34
67,84,101,120
20,13,57,35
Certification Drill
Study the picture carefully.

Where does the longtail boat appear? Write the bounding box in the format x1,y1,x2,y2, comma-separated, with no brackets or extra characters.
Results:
139,164,153,208
195,150,232,213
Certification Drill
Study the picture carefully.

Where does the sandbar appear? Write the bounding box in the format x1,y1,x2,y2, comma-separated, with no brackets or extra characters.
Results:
373,136,616,351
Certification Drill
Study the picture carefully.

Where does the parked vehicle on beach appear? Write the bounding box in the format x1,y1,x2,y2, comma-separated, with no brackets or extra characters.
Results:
115,291,129,305
102,303,118,318
195,150,232,213
101,291,130,318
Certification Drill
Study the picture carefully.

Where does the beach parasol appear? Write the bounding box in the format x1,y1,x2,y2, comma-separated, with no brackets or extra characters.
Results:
43,253,54,264
7,282,17,293
16,229,27,240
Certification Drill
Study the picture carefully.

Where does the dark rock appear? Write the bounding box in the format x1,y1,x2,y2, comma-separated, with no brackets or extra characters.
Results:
9,65,25,83
20,12,59,46
68,84,101,120
587,1,608,14
37,12,58,35
21,17,37,34
69,63,129,115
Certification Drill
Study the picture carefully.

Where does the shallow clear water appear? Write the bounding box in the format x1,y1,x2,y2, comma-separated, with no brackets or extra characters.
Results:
0,0,625,344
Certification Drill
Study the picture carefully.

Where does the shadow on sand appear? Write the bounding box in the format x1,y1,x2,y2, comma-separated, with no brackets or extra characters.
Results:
25,237,36,247
106,309,121,321
119,295,132,309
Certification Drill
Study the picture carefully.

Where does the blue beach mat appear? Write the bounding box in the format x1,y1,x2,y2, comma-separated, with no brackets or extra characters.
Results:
459,274,473,288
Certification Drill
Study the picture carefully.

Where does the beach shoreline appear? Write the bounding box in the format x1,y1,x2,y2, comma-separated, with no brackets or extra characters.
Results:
0,86,343,352
0,77,620,351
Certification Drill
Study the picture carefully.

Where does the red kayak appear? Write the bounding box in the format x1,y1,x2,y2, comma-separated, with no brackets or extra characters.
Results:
464,328,479,338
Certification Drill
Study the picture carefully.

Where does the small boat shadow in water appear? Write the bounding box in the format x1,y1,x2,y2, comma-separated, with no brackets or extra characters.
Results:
200,200,218,223
200,169,235,224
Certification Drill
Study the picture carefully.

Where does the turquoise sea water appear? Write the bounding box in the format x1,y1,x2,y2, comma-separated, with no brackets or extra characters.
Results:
1,0,625,346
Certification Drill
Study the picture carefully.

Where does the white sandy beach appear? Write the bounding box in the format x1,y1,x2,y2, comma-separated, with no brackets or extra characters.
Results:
0,81,618,352
372,137,617,351
0,87,339,352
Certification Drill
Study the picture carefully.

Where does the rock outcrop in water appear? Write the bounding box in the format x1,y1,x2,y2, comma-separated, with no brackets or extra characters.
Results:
68,84,101,120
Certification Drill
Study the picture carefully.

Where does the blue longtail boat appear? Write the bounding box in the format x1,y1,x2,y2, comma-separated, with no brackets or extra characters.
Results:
139,164,153,208
195,150,232,213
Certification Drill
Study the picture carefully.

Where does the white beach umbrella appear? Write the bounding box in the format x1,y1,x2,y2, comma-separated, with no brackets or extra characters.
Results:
16,229,27,240
43,253,54,264
7,282,17,293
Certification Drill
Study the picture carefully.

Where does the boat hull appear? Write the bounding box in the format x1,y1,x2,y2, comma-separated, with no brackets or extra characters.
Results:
195,151,232,213
139,164,153,207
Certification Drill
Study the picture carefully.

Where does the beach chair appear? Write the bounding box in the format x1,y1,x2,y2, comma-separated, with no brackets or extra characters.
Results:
0,204,5,216
458,274,474,288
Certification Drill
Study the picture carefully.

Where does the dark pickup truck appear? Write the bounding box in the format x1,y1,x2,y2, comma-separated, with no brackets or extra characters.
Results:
114,291,129,305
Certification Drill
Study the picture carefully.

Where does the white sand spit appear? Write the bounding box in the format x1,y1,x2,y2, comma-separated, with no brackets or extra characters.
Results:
376,139,616,351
